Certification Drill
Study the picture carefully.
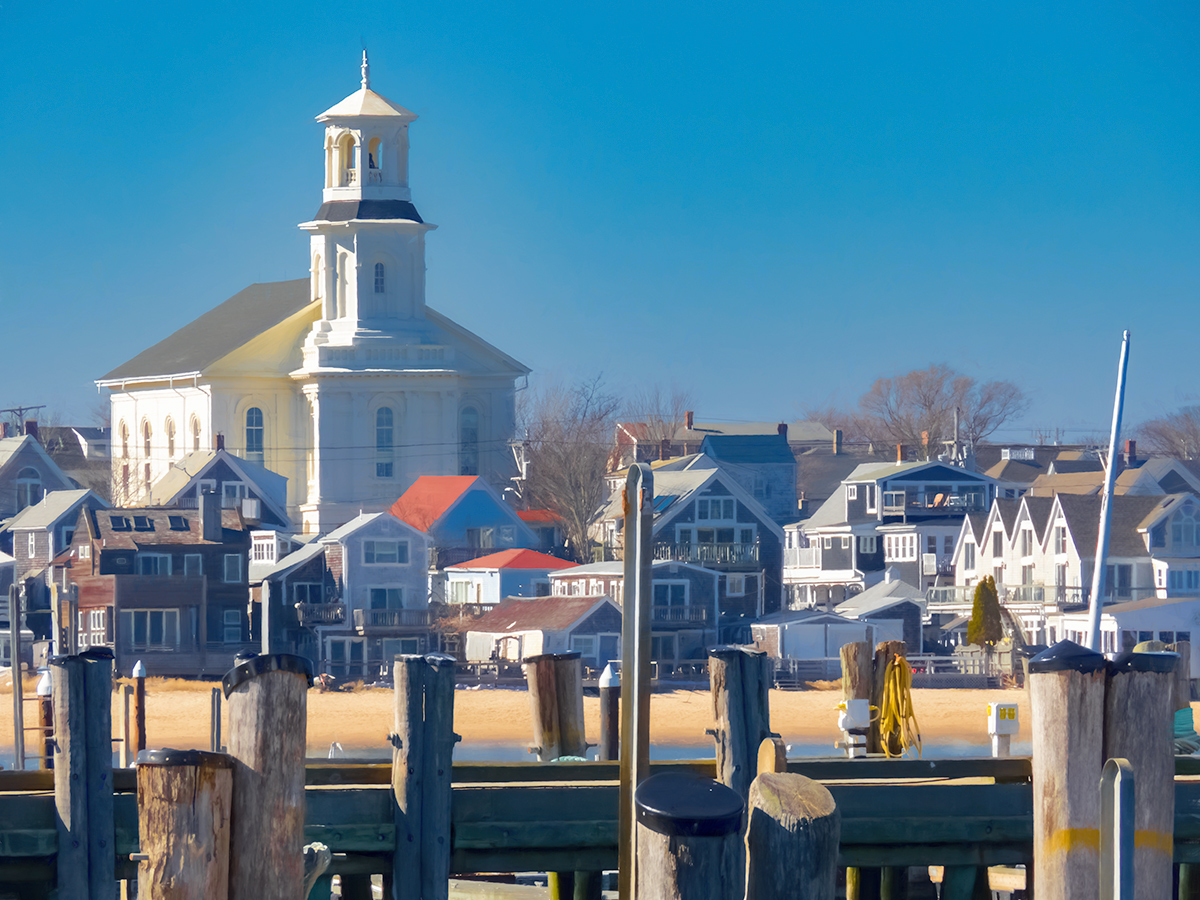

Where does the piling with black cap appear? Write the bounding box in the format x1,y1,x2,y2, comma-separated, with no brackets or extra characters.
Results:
1028,640,1108,900
223,652,313,900
1104,648,1178,899
634,772,744,900
135,748,233,900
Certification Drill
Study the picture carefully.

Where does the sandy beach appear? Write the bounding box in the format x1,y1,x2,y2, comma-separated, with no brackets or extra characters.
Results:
0,679,1049,758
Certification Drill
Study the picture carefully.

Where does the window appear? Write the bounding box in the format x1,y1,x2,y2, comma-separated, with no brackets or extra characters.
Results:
1172,506,1200,547
223,609,242,643
376,407,394,478
460,407,479,476
245,408,264,463
165,418,176,457
653,582,688,609
138,554,172,576
859,536,877,554
571,635,598,663
1056,526,1069,555
78,544,91,561
27,534,35,558
822,537,832,550
184,554,202,577
133,515,154,532
927,535,937,555
1160,631,1176,645
364,540,408,564
944,535,954,555
374,262,385,293
15,468,42,511
191,417,201,452
1179,631,1192,645
120,422,129,458
143,421,152,457
727,574,745,596
884,534,918,561
110,515,131,531
251,535,275,562
223,554,242,583
369,587,404,609
993,532,1003,557
1020,529,1033,557
1022,564,1034,585
1168,569,1200,592
841,536,852,550
963,542,976,571
697,498,736,521
121,609,179,649
294,583,323,604
847,485,858,501
168,515,189,531
449,581,471,604
145,463,151,487
865,484,876,513
222,482,247,508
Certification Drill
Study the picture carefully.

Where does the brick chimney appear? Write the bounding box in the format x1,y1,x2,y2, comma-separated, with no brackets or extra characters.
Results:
200,489,223,542
24,421,38,442
684,410,694,430
0,422,8,438
777,422,788,439
1125,439,1137,465
896,443,907,464
659,438,671,461
215,433,225,451
833,429,843,455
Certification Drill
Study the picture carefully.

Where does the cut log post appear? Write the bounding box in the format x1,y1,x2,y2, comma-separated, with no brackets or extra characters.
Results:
1029,640,1108,900
523,651,586,761
745,772,839,900
840,641,872,703
1104,650,1177,900
82,647,115,896
211,686,222,752
224,653,312,900
634,772,744,900
709,645,772,800
135,749,233,900
50,654,89,899
1170,641,1192,713
599,664,619,762
132,660,147,757
869,640,905,755
392,655,426,900
421,653,458,900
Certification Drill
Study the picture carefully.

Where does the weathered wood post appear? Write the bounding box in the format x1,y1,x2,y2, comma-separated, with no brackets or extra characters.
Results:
223,652,312,900
135,749,233,900
1028,640,1108,900
523,651,587,761
392,654,426,900
869,640,905,755
839,640,877,899
422,653,458,900
634,772,744,900
10,584,25,771
599,663,620,762
82,647,115,895
50,653,89,898
745,772,840,900
1103,649,1177,899
36,670,53,770
132,659,147,757
211,686,222,751
709,645,772,800
121,682,134,768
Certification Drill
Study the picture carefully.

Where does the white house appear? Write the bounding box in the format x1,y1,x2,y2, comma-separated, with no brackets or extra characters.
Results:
96,54,529,532
445,548,578,607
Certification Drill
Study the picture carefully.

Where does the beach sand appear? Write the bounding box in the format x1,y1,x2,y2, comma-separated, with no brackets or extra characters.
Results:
39,680,1047,756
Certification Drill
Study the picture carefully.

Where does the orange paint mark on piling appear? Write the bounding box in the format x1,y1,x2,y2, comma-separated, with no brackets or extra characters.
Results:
1041,827,1100,855
1134,831,1174,855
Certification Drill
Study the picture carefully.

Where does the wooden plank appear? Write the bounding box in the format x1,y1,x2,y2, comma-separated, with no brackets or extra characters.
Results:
840,816,1031,845
837,842,1032,868
454,821,617,850
452,848,617,876
303,824,396,852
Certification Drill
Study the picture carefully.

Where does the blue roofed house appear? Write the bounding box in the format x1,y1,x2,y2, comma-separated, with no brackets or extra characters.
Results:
698,433,799,524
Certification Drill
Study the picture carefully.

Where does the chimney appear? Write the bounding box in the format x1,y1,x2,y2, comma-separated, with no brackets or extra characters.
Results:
659,438,671,461
896,443,906,464
215,433,225,451
833,429,843,455
0,422,8,438
1125,439,1137,465
24,421,38,442
684,410,694,430
777,422,788,439
200,489,223,542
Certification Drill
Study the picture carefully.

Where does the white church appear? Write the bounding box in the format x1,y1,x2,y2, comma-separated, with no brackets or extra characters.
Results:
97,56,530,533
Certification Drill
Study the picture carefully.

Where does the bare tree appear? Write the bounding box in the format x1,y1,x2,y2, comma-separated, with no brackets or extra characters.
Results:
521,376,621,562
857,364,1029,459
1138,406,1200,459
621,384,693,446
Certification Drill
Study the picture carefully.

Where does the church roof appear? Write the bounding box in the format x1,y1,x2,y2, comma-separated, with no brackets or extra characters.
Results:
98,280,315,382
317,87,417,121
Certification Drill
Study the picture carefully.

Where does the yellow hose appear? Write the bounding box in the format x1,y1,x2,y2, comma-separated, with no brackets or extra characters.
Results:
878,654,922,758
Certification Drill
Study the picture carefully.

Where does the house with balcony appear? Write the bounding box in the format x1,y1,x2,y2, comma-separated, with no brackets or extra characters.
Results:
314,512,434,679
390,475,540,601
149,445,292,530
62,493,253,677
593,456,785,615
783,459,999,609
549,558,726,661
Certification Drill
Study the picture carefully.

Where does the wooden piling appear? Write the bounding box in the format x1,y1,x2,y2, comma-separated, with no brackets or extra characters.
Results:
421,653,458,900
599,664,619,762
10,585,25,771
132,661,147,757
839,641,872,704
224,653,311,900
634,772,743,900
709,645,771,800
869,640,905,755
744,772,839,900
135,749,233,900
37,694,52,771
211,686,222,752
121,683,134,768
50,654,89,898
393,654,426,900
1029,641,1107,900
82,647,115,895
1104,650,1177,899
523,652,586,761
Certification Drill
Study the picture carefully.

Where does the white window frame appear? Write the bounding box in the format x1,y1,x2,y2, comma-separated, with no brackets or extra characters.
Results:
78,543,91,560
865,484,877,513
27,534,35,559
363,539,409,565
963,542,976,571
223,554,242,583
841,536,852,550
652,580,690,608
847,484,858,501
859,535,877,554
726,574,746,596
822,537,833,550
696,498,736,522
137,553,172,576
222,482,247,508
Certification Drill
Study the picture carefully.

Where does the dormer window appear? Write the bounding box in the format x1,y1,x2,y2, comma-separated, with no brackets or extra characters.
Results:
110,516,131,531
168,516,189,531
133,516,155,532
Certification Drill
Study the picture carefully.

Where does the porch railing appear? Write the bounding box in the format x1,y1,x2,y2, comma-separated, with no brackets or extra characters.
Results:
353,608,434,630
653,541,759,567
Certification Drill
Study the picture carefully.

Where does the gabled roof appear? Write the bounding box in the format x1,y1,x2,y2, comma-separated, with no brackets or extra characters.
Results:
752,608,857,626
1055,493,1172,559
150,449,291,527
0,436,75,487
963,511,989,544
320,511,425,544
837,578,924,617
1049,459,1105,475
389,476,483,532
468,596,617,634
4,490,106,532
1021,496,1056,542
994,499,1022,537
517,510,560,524
672,420,833,443
699,434,796,466
317,87,417,120
1131,493,1196,534
257,541,325,583
549,558,717,580
447,549,578,571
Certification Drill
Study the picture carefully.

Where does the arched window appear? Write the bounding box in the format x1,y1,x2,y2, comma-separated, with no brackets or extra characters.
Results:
15,467,41,511
120,421,129,458
374,262,385,294
376,407,394,478
1173,506,1200,547
165,418,176,457
368,137,382,172
191,416,201,452
142,421,152,457
338,133,358,185
245,408,264,463
460,407,479,476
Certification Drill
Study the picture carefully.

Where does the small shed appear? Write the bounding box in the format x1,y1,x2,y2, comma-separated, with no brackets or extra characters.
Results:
464,595,622,670
750,609,879,661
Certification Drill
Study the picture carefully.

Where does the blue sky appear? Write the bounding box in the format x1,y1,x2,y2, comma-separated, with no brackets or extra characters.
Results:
1,1,1196,439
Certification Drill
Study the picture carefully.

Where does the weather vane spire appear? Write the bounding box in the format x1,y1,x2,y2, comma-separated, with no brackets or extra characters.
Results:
361,50,370,90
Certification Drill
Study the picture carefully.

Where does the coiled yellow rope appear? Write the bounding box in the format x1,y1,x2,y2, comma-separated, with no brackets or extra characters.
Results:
879,654,922,758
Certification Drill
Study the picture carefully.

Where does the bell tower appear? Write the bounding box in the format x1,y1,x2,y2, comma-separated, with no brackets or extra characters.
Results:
299,52,435,348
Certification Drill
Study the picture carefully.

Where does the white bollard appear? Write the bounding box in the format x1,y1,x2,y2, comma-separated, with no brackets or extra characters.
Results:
838,699,871,759
988,701,1018,758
